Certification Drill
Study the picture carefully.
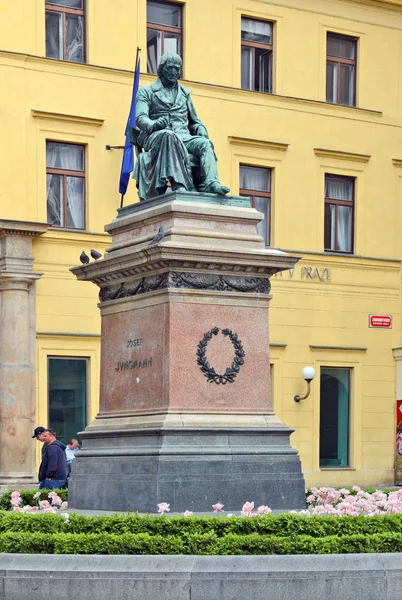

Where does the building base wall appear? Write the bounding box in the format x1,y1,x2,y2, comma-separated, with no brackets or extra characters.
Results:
68,426,306,512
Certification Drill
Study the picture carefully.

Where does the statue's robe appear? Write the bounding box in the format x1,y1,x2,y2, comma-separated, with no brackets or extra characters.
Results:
134,79,216,201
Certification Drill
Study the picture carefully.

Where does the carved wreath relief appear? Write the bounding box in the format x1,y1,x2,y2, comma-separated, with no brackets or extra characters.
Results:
196,327,245,385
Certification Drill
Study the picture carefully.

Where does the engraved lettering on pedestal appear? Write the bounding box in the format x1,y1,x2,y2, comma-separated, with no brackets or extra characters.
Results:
115,358,153,372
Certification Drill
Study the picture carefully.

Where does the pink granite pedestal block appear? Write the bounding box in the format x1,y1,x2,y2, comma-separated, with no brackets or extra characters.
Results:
69,192,306,512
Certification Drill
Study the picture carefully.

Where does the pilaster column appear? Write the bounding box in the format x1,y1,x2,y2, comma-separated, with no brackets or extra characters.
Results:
0,220,47,488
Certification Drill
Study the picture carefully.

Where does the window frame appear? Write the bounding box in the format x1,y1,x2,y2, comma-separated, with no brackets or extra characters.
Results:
45,0,86,63
46,140,86,231
319,367,351,468
47,355,89,445
241,16,273,94
239,164,272,246
146,0,183,74
324,173,355,254
326,32,357,107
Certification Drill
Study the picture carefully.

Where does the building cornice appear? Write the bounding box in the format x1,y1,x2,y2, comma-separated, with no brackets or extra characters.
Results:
314,148,371,163
31,109,104,127
0,219,48,238
228,136,289,152
349,0,402,10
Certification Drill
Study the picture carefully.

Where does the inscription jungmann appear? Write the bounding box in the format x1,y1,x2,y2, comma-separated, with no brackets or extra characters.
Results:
115,358,152,371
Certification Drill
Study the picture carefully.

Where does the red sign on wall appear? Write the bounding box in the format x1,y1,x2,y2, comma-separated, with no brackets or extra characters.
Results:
397,400,402,430
369,314,392,329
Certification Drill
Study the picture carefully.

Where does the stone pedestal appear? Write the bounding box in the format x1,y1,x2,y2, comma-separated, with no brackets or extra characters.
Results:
69,192,305,511
0,220,47,489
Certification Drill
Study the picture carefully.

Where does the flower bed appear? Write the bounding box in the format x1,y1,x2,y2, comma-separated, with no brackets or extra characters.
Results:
1,487,402,555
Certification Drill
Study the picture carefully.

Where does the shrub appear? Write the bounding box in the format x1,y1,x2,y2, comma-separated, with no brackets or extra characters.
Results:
1,530,402,555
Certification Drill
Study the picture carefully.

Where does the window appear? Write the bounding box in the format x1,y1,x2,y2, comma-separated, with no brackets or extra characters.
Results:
240,165,271,245
324,174,354,253
241,17,273,93
147,0,182,74
45,1,85,63
326,32,357,106
46,141,85,230
48,357,87,445
320,368,351,467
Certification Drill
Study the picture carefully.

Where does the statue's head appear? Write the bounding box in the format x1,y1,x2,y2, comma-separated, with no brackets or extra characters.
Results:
157,53,183,85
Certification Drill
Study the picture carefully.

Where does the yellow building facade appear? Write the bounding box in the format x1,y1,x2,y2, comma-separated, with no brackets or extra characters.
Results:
1,0,402,489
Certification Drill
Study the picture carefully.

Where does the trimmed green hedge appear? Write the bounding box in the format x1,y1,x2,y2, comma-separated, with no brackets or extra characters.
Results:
1,529,402,555
2,512,402,538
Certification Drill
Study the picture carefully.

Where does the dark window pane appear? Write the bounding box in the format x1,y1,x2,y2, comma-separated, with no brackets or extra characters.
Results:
241,47,252,89
324,202,335,250
164,32,180,55
66,177,84,228
240,166,270,191
47,174,63,226
45,11,62,59
255,48,271,93
325,175,353,201
327,34,356,59
337,205,352,252
48,358,87,446
46,142,84,171
66,14,84,62
241,18,272,44
326,61,337,103
339,63,355,106
254,196,270,245
320,368,350,467
46,0,83,7
147,0,180,27
147,28,161,74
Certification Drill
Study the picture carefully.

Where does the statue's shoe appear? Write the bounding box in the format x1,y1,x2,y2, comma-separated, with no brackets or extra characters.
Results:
206,182,230,195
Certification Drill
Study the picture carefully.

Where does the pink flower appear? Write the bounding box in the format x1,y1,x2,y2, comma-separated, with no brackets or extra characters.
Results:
212,503,224,513
33,492,41,500
242,501,254,514
257,505,272,515
183,510,193,517
60,502,68,511
39,500,50,509
157,502,170,515
12,507,23,512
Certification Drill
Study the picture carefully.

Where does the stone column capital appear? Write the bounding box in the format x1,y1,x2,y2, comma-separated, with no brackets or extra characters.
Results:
0,219,48,276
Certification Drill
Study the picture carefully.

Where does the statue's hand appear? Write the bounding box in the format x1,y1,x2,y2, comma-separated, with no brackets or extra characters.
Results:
152,117,170,131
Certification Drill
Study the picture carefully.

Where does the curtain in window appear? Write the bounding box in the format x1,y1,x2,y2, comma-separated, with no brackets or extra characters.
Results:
47,0,83,7
59,145,84,229
46,144,62,226
241,18,271,44
325,177,353,252
46,143,84,229
45,11,62,59
240,166,270,192
66,15,84,62
147,29,161,74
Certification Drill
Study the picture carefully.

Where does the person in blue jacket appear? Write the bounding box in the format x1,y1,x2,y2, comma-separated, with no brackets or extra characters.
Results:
38,428,68,489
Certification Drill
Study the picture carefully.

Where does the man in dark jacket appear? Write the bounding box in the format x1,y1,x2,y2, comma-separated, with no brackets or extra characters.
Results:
38,429,67,489
32,426,48,484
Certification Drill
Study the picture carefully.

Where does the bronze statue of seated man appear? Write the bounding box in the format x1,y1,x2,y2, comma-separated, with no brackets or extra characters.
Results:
133,53,230,201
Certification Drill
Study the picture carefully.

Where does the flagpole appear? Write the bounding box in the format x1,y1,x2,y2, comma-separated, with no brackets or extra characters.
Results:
120,46,141,209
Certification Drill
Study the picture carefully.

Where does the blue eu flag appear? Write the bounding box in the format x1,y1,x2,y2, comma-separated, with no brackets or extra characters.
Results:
119,53,141,196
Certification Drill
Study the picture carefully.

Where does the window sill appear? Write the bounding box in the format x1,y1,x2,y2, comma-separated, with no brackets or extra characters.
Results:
320,467,356,471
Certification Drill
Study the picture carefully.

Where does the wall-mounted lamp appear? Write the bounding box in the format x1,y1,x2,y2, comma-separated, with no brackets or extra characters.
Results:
294,366,316,402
